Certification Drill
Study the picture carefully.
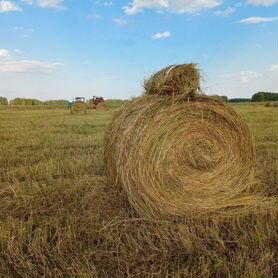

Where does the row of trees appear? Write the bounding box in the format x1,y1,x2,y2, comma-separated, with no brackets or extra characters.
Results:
251,92,278,102
211,92,278,103
0,97,69,106
1,92,277,106
0,97,129,108
229,98,251,103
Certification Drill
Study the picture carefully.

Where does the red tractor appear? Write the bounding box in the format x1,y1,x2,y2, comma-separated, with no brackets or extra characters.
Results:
92,96,105,109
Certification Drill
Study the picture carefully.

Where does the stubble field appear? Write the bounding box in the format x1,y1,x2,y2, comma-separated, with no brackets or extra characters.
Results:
0,103,277,278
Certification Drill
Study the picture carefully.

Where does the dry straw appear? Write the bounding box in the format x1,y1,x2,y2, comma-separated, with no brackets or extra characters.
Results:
144,63,201,97
105,64,261,219
96,102,107,111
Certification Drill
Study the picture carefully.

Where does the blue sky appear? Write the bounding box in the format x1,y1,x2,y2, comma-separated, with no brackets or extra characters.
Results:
0,0,277,100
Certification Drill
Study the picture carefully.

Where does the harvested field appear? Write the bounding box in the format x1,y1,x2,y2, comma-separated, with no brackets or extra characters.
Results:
0,104,277,277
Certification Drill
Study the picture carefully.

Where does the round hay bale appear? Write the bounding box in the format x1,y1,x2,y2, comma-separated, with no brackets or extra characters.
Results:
71,101,87,115
104,95,257,219
144,63,201,97
264,102,272,107
96,102,107,111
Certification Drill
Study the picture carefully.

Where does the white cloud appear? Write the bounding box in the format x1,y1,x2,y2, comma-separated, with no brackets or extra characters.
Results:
247,0,278,6
214,7,236,16
114,17,128,25
222,70,262,83
238,16,278,24
94,0,114,7
21,0,65,9
269,64,278,71
152,31,171,40
0,60,64,73
0,1,21,12
124,0,221,15
0,49,9,58
87,12,102,20
222,63,278,85
239,71,262,83
207,63,278,99
103,1,114,7
14,26,35,38
13,49,22,54
38,0,64,8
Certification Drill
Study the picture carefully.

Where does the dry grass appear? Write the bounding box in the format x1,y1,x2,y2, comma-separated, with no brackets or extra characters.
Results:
0,104,277,277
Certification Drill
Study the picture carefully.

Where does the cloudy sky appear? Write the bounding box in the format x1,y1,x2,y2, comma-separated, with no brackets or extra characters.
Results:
0,0,277,100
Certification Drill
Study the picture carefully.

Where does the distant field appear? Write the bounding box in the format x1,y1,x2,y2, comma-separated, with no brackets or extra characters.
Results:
0,103,277,277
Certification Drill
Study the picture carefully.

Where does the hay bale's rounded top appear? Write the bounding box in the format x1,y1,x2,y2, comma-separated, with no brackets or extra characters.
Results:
144,63,201,97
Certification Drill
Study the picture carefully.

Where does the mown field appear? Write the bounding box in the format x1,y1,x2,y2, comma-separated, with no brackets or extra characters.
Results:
0,103,277,278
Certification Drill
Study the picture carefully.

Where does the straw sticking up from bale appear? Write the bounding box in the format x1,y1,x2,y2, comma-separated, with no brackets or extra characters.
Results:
144,63,201,98
104,64,260,219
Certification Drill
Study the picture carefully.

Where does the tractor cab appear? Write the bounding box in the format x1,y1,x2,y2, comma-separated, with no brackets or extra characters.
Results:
75,97,86,103
92,96,105,109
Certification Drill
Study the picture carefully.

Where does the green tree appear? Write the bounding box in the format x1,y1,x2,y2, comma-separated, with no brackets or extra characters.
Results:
0,96,8,105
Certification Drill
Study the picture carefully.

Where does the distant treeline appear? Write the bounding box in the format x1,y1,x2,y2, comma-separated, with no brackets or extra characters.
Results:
210,92,278,103
229,98,251,103
10,98,44,105
0,97,130,108
251,92,278,102
4,98,69,106
105,99,130,108
44,100,69,106
209,95,251,103
1,92,277,106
